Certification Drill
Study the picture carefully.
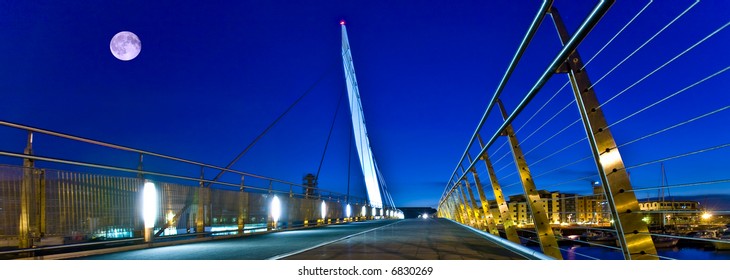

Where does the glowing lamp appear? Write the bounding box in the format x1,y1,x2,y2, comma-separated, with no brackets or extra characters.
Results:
321,201,327,220
361,205,366,217
271,196,281,224
346,204,352,218
143,181,157,229
340,20,346,25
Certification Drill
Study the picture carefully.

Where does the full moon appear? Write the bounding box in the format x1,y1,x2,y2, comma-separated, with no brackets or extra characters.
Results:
110,31,141,61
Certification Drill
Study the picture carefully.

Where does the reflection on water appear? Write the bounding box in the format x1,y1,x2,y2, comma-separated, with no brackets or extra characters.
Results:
528,245,730,260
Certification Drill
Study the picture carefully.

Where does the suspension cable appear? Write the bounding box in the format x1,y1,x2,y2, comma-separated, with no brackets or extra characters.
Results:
630,178,730,193
618,106,730,149
581,0,654,70
588,0,699,90
607,65,730,128
623,143,730,170
315,90,345,181
598,20,730,106
206,62,338,188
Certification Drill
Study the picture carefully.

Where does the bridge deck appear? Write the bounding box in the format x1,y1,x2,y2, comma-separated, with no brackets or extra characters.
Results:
283,218,525,260
71,219,526,260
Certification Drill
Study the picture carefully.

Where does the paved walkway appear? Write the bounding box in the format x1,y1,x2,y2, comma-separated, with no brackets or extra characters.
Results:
283,218,526,260
73,219,526,260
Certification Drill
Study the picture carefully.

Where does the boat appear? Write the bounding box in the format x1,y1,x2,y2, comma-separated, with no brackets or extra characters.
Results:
652,236,679,248
582,230,618,247
682,229,721,248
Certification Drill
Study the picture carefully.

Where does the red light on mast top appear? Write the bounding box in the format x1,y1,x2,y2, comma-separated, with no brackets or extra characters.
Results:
340,20,346,25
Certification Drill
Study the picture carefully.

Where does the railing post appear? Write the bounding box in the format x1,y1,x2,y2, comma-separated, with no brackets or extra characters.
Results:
19,131,34,249
37,169,46,241
196,167,205,235
549,6,657,260
267,181,273,231
137,153,144,179
497,99,563,259
465,154,500,236
451,188,466,224
462,176,485,230
456,183,475,226
452,194,466,223
287,185,293,229
478,135,521,244
238,175,246,235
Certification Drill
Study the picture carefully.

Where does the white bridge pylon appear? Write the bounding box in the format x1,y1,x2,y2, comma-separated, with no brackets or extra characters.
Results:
341,21,384,209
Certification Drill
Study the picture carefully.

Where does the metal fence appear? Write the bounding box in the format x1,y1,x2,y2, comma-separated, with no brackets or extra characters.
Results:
0,164,371,253
0,114,380,256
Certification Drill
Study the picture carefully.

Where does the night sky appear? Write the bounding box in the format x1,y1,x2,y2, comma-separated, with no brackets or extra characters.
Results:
1,1,728,209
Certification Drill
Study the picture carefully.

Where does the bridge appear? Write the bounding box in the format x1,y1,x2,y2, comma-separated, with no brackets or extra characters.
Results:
1,0,729,268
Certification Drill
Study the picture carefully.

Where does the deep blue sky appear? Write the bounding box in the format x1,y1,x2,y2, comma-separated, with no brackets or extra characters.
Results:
1,0,728,209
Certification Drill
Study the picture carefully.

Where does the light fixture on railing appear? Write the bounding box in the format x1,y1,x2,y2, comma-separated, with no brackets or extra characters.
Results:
143,181,157,242
321,200,327,220
271,196,281,228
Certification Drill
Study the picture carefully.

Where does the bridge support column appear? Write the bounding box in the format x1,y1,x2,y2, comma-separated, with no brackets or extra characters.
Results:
550,7,657,260
456,183,475,226
465,161,499,236
462,177,485,230
449,193,466,224
497,100,562,260
477,136,521,244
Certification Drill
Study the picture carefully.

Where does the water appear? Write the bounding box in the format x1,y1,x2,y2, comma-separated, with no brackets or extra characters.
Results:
529,244,730,260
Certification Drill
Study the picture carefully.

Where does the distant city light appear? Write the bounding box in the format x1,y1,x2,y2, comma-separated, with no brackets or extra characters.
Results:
702,212,713,220
422,214,429,219
143,181,157,229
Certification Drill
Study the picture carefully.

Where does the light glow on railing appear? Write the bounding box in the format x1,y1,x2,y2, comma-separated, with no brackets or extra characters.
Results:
321,201,327,220
143,181,157,229
271,196,281,224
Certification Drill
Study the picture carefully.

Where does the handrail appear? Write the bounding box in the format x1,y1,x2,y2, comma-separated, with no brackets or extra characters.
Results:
440,0,615,206
0,120,304,188
0,120,368,203
442,0,554,200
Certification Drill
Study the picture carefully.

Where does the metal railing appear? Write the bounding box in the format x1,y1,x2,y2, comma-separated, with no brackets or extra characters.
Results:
0,118,387,258
439,0,730,260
